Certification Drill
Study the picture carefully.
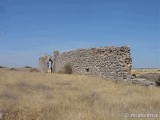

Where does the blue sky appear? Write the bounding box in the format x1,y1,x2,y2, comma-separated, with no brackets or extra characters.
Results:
0,0,159,68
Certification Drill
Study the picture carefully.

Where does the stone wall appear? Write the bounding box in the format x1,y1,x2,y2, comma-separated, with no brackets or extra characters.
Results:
54,46,132,80
39,54,52,72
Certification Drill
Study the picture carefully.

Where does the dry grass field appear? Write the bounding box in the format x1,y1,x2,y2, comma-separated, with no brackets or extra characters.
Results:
132,68,160,76
0,68,160,120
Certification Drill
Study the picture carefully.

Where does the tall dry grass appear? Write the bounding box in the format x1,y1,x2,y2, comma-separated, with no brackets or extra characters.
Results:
0,69,159,120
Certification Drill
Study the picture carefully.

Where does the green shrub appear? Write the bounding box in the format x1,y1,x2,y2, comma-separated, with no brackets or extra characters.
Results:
132,73,136,78
31,68,39,72
155,76,160,86
64,64,72,74
57,70,63,74
0,66,5,68
24,66,32,68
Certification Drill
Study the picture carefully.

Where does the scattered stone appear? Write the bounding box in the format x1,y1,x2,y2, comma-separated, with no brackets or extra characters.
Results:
129,78,156,86
139,73,160,82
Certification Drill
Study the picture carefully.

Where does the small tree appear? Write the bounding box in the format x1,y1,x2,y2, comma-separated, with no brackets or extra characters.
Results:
24,66,32,68
155,76,160,86
64,64,72,74
0,66,5,68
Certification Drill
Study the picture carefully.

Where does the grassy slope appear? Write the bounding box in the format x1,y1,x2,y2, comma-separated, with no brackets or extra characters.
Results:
0,70,160,120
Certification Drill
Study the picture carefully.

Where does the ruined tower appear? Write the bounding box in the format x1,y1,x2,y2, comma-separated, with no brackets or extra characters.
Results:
39,46,132,80
53,50,59,72
39,54,52,72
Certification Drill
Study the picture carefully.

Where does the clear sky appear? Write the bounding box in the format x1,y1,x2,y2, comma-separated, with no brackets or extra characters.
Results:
0,0,159,68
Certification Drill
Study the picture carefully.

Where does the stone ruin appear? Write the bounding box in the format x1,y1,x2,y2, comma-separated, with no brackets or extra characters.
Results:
39,54,53,73
39,46,132,80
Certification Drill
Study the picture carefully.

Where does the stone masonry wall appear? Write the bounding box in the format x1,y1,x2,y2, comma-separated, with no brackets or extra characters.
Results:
54,46,132,80
39,54,52,72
